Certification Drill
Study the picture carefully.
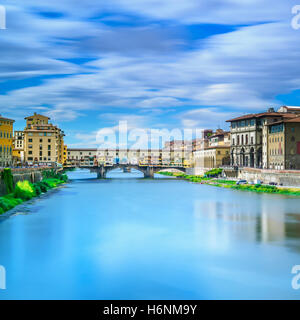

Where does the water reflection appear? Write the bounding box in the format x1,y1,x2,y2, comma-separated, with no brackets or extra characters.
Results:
193,194,300,247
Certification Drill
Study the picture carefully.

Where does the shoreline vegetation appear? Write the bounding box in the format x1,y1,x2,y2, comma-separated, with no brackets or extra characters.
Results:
159,169,300,196
0,169,68,215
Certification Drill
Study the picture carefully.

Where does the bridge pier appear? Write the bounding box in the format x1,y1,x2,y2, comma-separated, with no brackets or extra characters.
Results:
144,167,154,179
94,166,106,179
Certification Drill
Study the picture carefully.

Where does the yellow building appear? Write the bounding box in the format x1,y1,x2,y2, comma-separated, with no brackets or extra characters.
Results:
23,113,65,165
0,115,14,167
267,116,300,170
63,145,67,165
193,130,230,175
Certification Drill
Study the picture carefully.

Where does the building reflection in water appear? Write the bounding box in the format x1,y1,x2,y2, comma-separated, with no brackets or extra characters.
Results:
260,197,285,243
193,195,289,250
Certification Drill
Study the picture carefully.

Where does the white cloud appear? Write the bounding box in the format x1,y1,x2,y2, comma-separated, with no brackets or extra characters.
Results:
11,0,295,24
180,108,240,129
1,0,300,148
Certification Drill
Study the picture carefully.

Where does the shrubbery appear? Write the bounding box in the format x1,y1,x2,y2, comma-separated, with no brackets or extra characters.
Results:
0,169,68,215
14,180,36,200
159,170,300,197
0,195,22,212
204,168,223,178
42,170,68,182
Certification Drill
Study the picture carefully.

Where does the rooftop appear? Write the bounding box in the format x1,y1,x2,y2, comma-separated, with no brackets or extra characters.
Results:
0,114,15,122
226,111,285,122
24,112,50,120
267,115,300,126
281,105,300,110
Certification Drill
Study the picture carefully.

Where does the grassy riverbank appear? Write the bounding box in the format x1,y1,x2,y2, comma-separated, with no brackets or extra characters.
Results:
159,171,300,196
0,169,68,215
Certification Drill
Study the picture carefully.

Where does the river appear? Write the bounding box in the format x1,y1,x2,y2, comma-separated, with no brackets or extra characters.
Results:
0,169,300,299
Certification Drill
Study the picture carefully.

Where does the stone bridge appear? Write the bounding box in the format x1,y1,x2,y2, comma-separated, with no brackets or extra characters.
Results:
81,164,187,178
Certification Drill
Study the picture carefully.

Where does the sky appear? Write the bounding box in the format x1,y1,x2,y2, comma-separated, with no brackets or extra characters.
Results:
1,0,300,147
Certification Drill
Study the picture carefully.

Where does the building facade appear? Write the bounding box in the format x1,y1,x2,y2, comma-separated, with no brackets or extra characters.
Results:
67,148,192,167
226,108,297,168
267,117,300,170
23,113,65,165
0,115,14,167
13,130,25,164
193,129,230,175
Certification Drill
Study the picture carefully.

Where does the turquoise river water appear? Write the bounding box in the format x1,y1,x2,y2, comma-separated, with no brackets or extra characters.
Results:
0,169,300,299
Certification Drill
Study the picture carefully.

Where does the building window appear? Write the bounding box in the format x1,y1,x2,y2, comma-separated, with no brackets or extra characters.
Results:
297,142,300,155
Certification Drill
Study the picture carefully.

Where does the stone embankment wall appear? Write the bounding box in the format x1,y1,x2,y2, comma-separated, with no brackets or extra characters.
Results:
223,167,300,186
0,168,48,196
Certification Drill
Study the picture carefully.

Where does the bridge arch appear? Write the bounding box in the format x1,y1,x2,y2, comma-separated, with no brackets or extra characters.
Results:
90,164,187,179
103,165,149,178
157,168,186,174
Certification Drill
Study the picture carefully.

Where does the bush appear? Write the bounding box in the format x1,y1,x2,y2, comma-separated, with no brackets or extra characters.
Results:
34,181,50,193
204,168,223,178
0,196,22,212
14,180,36,200
0,197,14,211
0,169,68,214
1,168,14,194
42,170,68,182
33,183,42,196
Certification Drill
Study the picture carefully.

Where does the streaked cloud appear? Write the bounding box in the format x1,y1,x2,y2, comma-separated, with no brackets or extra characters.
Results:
0,1,300,147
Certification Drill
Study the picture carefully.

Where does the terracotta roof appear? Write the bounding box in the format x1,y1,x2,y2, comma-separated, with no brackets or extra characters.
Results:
24,114,50,119
209,131,230,139
267,115,300,126
226,112,287,122
0,116,15,122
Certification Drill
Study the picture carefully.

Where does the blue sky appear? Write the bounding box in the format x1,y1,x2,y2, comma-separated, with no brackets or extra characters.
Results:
1,0,300,147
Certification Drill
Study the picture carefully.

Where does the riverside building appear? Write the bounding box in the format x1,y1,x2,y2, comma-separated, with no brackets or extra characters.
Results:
267,116,300,170
193,129,230,175
23,113,65,165
0,115,14,167
226,108,297,168
12,130,25,165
